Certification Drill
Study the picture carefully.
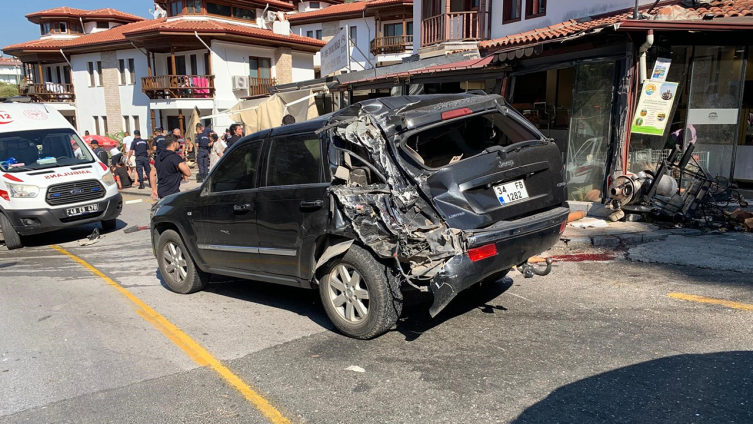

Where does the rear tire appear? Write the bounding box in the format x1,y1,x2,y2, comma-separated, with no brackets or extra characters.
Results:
101,219,117,232
157,229,209,294
319,244,402,339
0,212,23,250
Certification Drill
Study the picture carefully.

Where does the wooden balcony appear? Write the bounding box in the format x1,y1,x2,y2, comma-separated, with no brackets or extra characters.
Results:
421,11,480,47
141,75,215,100
22,83,75,103
370,35,414,56
249,77,276,97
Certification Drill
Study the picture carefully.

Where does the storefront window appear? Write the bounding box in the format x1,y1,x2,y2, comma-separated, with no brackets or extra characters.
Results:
735,49,753,182
566,62,616,201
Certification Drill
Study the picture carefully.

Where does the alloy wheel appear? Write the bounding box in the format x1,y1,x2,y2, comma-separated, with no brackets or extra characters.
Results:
163,241,188,283
327,264,369,323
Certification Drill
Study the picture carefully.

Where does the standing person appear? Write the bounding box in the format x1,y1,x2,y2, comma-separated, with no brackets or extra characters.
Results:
172,128,185,159
150,136,191,200
127,130,151,189
122,131,136,181
209,133,225,169
91,140,109,164
225,123,244,151
152,127,166,157
84,130,90,136
195,123,213,183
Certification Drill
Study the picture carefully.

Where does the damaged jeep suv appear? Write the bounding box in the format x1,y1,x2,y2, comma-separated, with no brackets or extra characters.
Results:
151,93,569,339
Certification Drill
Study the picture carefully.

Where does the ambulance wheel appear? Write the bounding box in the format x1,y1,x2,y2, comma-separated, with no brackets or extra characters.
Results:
0,212,23,250
101,219,117,232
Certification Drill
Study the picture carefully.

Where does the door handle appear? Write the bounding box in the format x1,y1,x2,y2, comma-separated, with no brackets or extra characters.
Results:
233,203,251,213
300,200,324,209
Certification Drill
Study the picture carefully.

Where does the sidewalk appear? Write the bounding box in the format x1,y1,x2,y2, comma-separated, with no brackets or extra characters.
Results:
120,177,201,198
559,218,702,249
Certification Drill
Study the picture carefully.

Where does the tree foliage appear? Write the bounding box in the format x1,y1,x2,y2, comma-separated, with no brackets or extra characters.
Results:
0,82,19,98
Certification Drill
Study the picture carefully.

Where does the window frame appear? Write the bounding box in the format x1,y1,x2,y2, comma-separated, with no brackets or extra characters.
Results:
525,0,547,19
102,116,108,135
306,30,314,38
310,1,320,8
262,134,325,188
94,116,100,135
315,29,323,40
349,26,357,44
207,139,263,195
249,56,272,80
123,115,131,134
96,21,109,29
133,116,140,135
503,0,523,24
96,61,103,86
88,62,95,87
128,58,136,84
119,59,126,85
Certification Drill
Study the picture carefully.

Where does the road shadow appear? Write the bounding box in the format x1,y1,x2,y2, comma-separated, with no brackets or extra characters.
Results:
20,218,129,247
513,351,753,423
0,261,18,268
395,277,514,342
154,269,333,330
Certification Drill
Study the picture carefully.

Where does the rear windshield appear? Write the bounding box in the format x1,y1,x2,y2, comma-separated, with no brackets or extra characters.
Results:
0,129,94,172
403,112,539,168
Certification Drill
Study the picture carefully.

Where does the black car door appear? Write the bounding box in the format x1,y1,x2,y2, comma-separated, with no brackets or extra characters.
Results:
255,133,329,280
191,140,264,272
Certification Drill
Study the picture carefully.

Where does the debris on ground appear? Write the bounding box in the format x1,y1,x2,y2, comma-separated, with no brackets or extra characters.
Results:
345,365,366,373
78,228,100,246
569,217,609,229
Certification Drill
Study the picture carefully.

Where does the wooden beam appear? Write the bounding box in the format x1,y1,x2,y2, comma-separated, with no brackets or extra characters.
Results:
171,47,177,75
150,109,156,135
37,62,43,83
146,50,153,77
178,109,184,138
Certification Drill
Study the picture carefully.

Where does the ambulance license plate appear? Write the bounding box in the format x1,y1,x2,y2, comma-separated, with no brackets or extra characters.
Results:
67,204,99,217
493,180,529,205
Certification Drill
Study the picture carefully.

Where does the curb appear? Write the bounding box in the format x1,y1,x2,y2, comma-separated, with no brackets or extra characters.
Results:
559,229,703,249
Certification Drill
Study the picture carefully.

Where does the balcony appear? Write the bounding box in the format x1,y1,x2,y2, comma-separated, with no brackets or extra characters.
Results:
421,11,480,47
22,83,75,103
141,75,215,100
249,77,276,97
370,35,414,56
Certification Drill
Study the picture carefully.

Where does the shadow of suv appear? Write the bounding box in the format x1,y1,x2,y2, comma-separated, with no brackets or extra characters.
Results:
150,93,569,339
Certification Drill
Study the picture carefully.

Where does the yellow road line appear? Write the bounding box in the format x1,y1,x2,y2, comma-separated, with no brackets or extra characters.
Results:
667,292,753,311
51,245,291,424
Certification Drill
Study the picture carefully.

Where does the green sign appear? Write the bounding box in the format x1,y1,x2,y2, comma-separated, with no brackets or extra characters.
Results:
631,81,678,136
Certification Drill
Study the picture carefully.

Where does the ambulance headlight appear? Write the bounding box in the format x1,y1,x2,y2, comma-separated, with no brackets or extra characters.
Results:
7,183,39,198
102,172,116,187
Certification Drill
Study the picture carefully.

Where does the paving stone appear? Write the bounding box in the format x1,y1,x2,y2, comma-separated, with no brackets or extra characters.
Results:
592,235,621,248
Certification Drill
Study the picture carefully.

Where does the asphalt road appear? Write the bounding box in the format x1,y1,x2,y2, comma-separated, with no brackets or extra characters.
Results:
1,196,752,423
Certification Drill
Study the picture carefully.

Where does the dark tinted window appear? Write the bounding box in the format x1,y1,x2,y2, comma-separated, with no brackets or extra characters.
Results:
210,142,261,192
266,137,322,186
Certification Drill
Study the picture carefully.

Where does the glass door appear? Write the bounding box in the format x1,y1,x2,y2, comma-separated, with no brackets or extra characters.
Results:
566,61,617,201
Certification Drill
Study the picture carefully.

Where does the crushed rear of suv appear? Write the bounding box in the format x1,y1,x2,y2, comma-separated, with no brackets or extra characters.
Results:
151,93,568,339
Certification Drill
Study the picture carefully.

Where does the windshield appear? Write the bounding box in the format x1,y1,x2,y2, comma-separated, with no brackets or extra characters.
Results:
404,112,540,168
0,129,94,172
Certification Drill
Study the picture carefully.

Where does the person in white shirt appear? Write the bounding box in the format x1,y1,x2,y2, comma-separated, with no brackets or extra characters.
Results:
109,145,123,169
121,132,136,181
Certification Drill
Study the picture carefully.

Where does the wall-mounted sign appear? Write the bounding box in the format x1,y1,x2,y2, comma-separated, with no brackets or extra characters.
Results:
651,58,672,82
320,26,350,77
631,81,678,135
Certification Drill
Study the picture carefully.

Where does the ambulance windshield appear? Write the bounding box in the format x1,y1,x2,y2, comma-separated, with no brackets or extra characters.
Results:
0,129,94,172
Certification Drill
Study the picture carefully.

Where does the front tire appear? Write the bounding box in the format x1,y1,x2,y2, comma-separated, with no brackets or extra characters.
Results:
0,212,23,250
319,244,402,339
157,229,208,294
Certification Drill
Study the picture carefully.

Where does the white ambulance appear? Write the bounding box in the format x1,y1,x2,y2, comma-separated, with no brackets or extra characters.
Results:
0,102,122,250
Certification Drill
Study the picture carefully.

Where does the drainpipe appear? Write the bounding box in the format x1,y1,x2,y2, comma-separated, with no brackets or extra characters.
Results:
363,9,372,70
80,17,86,34
638,30,654,83
59,49,72,68
634,0,640,19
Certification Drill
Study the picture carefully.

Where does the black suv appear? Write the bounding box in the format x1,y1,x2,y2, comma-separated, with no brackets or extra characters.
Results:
151,93,568,339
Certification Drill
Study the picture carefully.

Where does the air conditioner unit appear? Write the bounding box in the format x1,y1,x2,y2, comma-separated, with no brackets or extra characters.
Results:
232,75,249,91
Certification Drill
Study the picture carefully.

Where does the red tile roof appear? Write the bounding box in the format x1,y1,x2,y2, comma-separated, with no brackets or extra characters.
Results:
287,1,369,22
26,7,144,22
0,57,21,65
3,19,159,52
480,0,753,50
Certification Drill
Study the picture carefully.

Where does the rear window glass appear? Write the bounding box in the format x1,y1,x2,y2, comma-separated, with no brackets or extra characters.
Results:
404,112,539,168
0,129,94,172
265,137,322,186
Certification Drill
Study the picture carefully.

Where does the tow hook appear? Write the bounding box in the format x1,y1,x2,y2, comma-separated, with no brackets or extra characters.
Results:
517,258,553,278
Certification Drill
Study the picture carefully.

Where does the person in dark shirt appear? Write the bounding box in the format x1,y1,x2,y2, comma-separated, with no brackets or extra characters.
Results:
150,135,191,200
127,130,151,189
152,127,166,156
195,123,213,183
113,162,132,189
91,140,109,164
225,123,244,151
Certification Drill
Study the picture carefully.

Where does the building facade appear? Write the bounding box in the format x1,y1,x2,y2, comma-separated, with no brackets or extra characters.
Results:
0,58,22,85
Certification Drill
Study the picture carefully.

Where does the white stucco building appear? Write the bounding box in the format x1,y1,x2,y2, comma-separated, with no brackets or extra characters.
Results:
0,58,22,85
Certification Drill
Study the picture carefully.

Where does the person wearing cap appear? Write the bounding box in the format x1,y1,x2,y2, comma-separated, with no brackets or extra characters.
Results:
91,140,109,165
127,130,151,189
195,123,213,183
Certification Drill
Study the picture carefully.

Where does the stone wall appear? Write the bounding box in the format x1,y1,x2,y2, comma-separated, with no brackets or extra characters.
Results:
274,47,293,85
99,51,123,134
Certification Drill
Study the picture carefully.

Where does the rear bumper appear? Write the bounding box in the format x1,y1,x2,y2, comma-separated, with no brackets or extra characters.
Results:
429,206,569,317
3,194,122,236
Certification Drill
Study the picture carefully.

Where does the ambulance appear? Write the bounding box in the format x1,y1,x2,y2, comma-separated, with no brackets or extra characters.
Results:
0,102,122,250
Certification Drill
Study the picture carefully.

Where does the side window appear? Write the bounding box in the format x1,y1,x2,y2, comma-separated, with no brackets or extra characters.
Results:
266,136,322,187
210,142,261,193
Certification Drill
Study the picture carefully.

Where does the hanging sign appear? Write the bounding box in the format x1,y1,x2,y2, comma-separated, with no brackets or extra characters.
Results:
320,27,350,77
650,57,672,82
631,81,678,135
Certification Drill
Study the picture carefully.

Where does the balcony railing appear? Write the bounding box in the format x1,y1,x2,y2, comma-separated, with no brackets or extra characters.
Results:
370,35,414,56
22,83,75,102
249,77,276,97
141,75,215,99
421,11,480,47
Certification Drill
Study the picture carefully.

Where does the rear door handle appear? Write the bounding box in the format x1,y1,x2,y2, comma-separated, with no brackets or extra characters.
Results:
300,200,324,209
233,203,251,213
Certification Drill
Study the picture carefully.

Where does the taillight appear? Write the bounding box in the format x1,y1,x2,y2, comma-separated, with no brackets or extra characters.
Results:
468,243,498,262
559,221,567,233
441,108,473,120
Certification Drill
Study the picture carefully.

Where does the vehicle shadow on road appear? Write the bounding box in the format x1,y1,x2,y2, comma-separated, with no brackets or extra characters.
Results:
21,219,129,247
395,277,514,342
512,351,753,423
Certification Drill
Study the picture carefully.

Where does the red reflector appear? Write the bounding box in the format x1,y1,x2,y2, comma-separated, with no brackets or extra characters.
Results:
99,162,108,171
468,243,498,262
559,221,567,233
441,108,473,120
3,173,22,182
0,189,8,201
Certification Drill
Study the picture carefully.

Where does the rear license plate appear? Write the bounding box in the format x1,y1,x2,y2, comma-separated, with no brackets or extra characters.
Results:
66,204,99,217
493,180,529,205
